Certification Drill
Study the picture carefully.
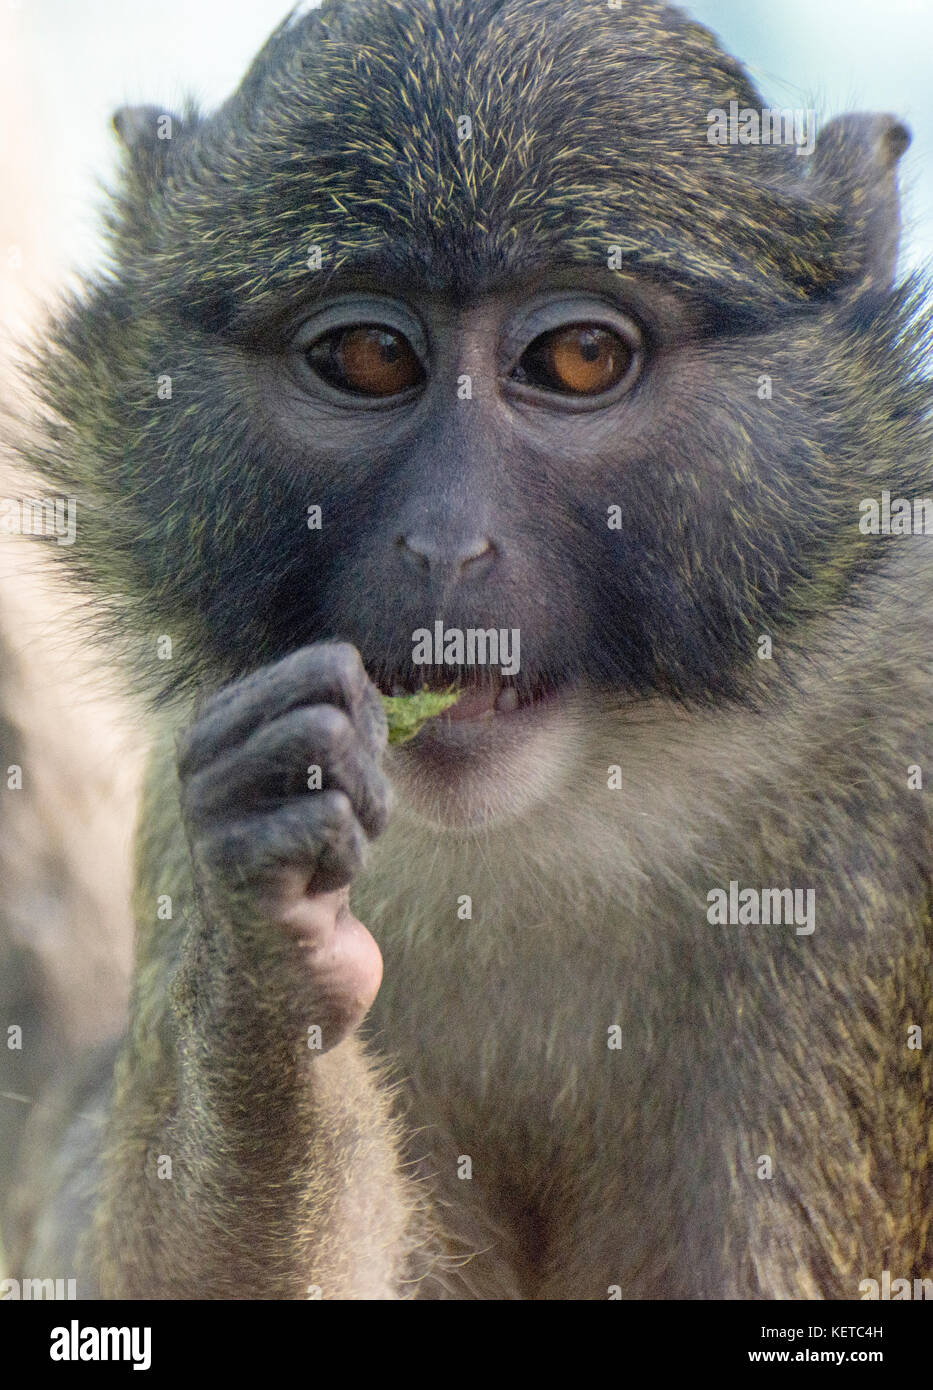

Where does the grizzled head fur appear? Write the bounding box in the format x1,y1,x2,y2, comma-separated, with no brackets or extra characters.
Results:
12,0,933,706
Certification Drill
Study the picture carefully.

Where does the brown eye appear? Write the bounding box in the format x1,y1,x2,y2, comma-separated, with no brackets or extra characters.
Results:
517,324,636,396
306,325,424,397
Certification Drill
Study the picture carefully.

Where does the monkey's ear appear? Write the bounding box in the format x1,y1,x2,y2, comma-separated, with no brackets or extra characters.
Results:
112,105,191,158
810,113,912,299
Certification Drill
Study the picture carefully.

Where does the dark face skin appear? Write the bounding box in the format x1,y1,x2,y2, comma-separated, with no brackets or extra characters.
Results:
242,269,670,812
208,258,838,807
243,268,673,701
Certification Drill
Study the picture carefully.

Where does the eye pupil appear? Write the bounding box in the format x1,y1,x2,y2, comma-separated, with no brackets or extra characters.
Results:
306,324,423,398
579,332,601,363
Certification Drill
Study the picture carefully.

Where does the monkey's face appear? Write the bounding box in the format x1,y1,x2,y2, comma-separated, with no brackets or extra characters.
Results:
34,0,921,828
229,262,847,828
245,272,669,826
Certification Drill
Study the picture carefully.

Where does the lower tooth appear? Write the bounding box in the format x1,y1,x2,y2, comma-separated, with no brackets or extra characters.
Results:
495,686,520,713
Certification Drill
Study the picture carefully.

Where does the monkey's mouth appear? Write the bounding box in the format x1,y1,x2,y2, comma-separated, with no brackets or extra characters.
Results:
378,669,575,827
384,672,560,729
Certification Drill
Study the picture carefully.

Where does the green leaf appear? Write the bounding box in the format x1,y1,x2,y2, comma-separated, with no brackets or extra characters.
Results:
382,686,461,745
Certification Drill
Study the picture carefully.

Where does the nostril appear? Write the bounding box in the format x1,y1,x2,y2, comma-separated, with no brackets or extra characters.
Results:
459,538,495,569
396,534,430,572
397,533,497,576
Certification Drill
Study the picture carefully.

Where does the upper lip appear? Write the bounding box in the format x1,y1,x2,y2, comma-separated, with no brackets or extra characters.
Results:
380,672,555,720
385,672,507,719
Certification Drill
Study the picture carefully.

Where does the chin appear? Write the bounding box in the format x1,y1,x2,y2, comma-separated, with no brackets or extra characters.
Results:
385,685,586,831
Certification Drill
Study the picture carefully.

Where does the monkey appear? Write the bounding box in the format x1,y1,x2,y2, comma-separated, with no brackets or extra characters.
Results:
5,0,933,1299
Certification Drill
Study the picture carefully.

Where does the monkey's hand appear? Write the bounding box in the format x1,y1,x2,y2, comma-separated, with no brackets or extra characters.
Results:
176,642,391,1050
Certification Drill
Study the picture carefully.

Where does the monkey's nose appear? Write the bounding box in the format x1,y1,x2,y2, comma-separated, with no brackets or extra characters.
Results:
396,533,496,579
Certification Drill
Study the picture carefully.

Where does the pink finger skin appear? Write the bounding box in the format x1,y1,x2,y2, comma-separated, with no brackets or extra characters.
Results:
278,884,384,1048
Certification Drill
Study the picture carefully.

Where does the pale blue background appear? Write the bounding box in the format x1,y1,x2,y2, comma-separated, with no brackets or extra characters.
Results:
11,0,933,276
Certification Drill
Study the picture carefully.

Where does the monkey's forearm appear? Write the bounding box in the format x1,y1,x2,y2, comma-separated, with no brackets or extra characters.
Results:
88,651,408,1297
92,912,413,1300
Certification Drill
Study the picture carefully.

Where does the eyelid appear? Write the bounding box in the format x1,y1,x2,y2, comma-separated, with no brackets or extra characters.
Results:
500,295,643,373
291,298,429,363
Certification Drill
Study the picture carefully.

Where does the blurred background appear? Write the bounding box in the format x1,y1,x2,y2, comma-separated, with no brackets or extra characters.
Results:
0,0,930,1270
